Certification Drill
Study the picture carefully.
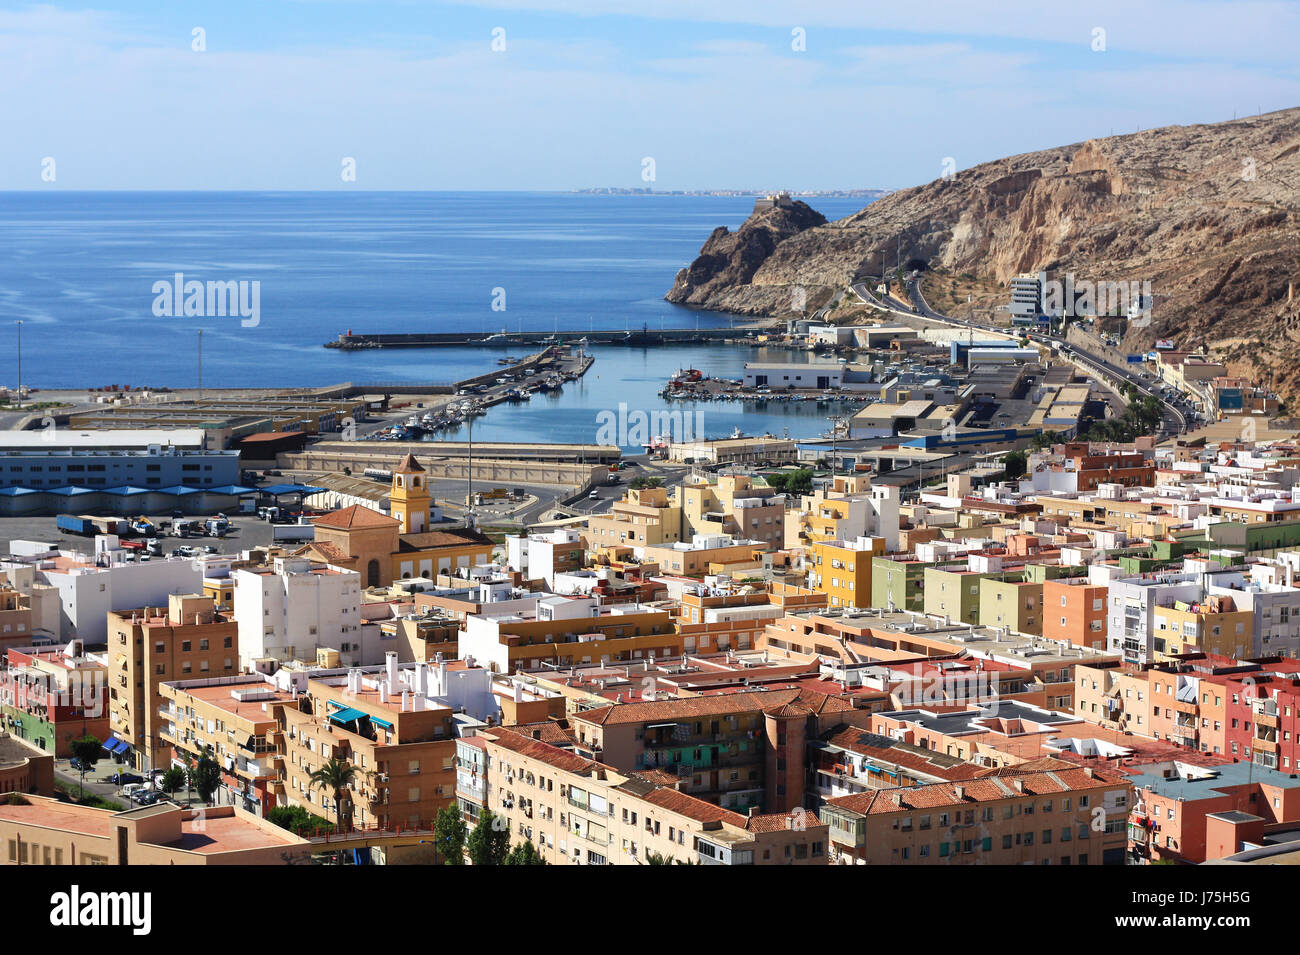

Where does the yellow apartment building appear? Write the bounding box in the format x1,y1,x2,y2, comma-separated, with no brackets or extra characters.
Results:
1152,596,1253,660
679,474,786,550
157,675,294,816
587,485,685,550
809,537,886,610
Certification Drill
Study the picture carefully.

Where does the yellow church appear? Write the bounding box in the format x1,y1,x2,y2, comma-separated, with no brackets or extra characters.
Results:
302,453,495,587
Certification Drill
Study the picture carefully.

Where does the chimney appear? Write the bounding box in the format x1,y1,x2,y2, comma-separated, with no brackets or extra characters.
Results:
513,682,523,703
953,785,965,801
1013,779,1025,792
379,680,389,704
385,651,399,685
414,661,430,697
401,689,411,713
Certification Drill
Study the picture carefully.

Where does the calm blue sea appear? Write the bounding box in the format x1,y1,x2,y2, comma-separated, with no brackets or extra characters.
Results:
0,191,872,447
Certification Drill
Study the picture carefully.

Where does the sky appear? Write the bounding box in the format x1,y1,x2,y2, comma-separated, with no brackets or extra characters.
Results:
2,1,1298,191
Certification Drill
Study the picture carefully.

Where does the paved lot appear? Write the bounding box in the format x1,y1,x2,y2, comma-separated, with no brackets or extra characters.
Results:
0,512,278,557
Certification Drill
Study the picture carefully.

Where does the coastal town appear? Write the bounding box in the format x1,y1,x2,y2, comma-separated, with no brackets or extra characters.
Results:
7,0,1299,933
0,256,1294,881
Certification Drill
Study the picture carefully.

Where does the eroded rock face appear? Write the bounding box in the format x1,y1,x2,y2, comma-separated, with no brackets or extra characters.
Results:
667,108,1300,400
666,200,827,308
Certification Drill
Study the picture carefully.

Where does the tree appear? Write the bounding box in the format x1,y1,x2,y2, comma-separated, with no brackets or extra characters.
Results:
645,850,698,865
764,468,813,496
187,745,221,806
268,804,334,836
1001,450,1027,480
158,767,187,794
466,809,510,865
309,757,359,831
433,804,467,865
68,735,102,798
504,841,547,865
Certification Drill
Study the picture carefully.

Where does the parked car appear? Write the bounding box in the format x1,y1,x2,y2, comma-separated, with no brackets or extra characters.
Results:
111,771,144,786
120,783,148,799
69,757,92,773
133,790,164,805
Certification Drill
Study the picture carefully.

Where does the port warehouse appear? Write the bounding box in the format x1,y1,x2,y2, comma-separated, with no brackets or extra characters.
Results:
279,441,619,494
0,428,246,516
64,395,370,448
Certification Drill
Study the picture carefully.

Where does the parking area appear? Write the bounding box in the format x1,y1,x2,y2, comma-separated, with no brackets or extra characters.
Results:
0,512,279,557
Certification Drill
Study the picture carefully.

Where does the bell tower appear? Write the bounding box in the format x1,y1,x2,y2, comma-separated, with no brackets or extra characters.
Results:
390,453,429,534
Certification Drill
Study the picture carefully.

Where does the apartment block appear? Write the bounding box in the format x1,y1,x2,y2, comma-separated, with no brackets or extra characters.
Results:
279,654,496,830
233,557,364,670
458,727,828,865
107,593,239,772
0,641,107,757
457,594,678,674
1126,760,1300,864
809,537,885,610
822,761,1132,865
1043,577,1108,650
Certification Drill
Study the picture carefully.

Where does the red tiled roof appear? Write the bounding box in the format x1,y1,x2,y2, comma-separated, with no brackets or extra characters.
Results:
485,728,604,775
574,689,803,726
827,764,1128,816
312,505,400,530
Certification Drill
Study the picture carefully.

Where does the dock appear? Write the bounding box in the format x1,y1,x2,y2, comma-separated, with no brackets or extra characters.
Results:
324,324,770,349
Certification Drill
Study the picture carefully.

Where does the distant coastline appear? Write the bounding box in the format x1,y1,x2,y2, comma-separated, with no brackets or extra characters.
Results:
573,187,893,198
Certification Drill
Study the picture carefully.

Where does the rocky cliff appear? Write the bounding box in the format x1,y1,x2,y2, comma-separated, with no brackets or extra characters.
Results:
668,108,1300,400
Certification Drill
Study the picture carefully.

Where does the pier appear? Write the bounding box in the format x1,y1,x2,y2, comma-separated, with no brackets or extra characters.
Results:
324,324,770,349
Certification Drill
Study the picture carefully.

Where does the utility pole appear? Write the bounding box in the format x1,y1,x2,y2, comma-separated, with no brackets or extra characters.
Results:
466,416,474,530
15,321,22,411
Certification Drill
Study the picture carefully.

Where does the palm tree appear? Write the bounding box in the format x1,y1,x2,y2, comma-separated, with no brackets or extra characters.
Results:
309,757,358,831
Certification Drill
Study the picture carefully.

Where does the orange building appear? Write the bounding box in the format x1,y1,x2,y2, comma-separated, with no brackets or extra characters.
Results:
1043,577,1109,650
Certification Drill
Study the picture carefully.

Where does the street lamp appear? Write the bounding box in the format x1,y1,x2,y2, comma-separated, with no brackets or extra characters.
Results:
15,320,22,411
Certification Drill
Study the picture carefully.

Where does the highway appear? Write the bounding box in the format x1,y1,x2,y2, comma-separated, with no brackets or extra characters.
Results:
900,274,1188,439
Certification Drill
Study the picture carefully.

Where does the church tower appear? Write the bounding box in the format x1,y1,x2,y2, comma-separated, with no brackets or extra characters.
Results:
390,453,430,534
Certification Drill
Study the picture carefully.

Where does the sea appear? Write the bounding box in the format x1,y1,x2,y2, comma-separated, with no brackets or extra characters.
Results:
0,191,873,449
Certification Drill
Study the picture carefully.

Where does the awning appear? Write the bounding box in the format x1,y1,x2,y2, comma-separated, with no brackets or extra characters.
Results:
102,737,128,754
370,716,393,730
329,707,367,724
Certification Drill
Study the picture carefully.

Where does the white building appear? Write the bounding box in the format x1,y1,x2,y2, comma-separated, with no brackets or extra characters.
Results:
505,527,583,588
743,362,844,390
33,551,202,644
233,557,364,670
1009,271,1047,322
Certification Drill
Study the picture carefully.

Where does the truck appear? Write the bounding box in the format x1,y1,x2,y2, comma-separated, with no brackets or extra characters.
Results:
56,514,96,536
271,524,315,543
203,517,230,538
128,517,157,537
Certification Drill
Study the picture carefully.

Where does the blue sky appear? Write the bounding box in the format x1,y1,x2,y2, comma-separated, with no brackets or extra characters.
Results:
2,1,1298,190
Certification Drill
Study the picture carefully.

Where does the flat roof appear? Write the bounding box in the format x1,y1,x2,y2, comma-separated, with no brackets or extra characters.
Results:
0,429,206,449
